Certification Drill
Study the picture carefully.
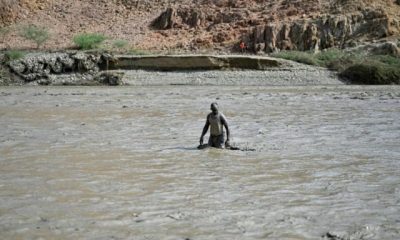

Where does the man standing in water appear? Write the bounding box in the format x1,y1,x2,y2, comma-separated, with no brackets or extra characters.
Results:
199,102,231,148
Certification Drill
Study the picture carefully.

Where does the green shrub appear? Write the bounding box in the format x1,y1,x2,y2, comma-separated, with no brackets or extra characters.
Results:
271,51,318,66
113,40,129,50
339,63,400,84
322,52,365,71
73,33,107,50
19,25,49,49
371,55,400,66
315,48,346,65
270,48,400,84
4,50,25,61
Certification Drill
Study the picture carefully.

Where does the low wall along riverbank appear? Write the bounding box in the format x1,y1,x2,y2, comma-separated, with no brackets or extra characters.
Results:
110,55,282,71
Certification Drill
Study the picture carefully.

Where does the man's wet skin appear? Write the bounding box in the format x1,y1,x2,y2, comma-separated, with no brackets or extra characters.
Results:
199,102,230,149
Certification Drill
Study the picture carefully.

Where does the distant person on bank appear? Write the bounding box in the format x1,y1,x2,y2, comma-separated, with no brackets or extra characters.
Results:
200,102,231,148
239,41,245,53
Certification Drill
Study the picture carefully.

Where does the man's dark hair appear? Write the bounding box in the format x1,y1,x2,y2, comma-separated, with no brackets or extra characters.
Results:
211,102,218,107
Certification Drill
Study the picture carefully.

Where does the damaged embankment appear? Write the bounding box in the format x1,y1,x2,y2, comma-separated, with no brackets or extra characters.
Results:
0,52,286,86
110,55,282,71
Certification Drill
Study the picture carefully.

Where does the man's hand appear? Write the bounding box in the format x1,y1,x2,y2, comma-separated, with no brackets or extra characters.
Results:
200,136,204,145
225,139,231,148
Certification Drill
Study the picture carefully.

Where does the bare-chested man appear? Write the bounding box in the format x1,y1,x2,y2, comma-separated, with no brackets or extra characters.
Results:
199,102,230,148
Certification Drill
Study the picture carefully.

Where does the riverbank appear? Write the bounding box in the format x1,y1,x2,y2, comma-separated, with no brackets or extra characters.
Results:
0,52,344,86
118,63,342,86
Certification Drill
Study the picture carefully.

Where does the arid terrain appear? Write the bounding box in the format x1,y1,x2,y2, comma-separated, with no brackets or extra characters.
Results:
1,1,400,239
1,0,400,52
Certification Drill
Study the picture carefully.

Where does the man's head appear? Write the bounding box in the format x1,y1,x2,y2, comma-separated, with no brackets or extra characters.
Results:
210,102,219,114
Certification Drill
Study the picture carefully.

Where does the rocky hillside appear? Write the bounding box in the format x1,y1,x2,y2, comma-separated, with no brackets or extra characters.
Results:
1,0,400,53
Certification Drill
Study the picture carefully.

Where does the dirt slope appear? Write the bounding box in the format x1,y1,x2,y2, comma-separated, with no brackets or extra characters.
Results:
1,0,399,52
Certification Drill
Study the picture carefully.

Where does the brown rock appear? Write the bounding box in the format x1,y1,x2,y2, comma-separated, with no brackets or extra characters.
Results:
252,25,265,51
248,7,399,53
187,10,204,28
371,42,400,57
265,24,278,53
153,7,206,29
151,7,175,30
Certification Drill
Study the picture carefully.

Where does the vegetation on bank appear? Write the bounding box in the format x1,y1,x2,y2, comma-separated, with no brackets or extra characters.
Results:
73,33,107,50
112,40,129,50
4,50,26,61
271,49,400,84
19,25,50,49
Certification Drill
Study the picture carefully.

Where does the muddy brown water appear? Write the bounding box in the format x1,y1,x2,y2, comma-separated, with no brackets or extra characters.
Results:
1,86,400,240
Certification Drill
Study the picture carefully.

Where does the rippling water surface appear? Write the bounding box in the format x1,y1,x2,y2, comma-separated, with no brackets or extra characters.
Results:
1,86,400,239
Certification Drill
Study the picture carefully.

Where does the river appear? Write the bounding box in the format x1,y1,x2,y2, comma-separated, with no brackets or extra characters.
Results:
1,85,399,239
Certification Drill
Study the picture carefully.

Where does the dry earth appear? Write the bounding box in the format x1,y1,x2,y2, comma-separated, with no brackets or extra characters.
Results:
1,0,400,52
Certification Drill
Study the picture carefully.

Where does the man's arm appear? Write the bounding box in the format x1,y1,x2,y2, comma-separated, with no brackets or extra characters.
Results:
221,114,230,144
200,115,210,145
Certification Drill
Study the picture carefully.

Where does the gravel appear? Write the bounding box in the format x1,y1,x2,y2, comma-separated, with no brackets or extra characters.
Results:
121,62,344,86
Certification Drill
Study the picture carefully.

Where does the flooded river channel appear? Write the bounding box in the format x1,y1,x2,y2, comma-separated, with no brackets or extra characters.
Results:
1,85,400,239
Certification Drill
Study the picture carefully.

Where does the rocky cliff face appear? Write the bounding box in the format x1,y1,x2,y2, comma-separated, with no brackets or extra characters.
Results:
0,0,399,52
249,8,399,53
149,0,400,53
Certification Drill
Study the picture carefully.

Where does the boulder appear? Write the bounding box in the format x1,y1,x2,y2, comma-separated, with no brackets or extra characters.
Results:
51,60,63,73
151,8,176,29
58,54,75,70
371,42,400,57
152,7,207,30
71,52,100,72
8,60,26,74
95,72,124,86
185,9,205,28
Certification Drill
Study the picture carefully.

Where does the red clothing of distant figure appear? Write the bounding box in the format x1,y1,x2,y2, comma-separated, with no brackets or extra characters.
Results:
239,42,245,51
